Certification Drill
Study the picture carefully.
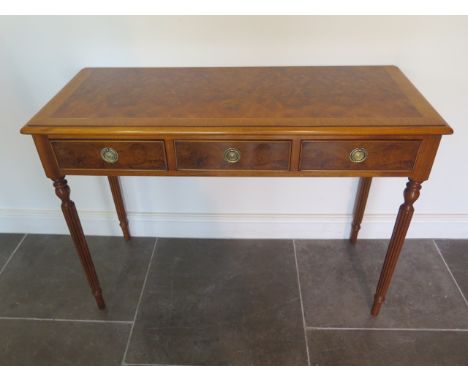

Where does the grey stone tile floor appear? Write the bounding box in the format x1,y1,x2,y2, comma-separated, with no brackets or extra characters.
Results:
0,233,467,365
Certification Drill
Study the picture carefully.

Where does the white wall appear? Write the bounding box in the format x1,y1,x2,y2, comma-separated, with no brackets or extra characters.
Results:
1,16,467,238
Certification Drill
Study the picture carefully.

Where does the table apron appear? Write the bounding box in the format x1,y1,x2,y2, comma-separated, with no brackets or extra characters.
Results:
33,134,442,181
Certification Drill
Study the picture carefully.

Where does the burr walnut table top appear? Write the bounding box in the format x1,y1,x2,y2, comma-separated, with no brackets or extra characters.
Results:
22,66,451,136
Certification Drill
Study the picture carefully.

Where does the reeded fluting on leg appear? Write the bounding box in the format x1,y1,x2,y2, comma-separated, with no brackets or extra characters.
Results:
350,177,373,244
53,177,106,309
108,176,131,240
371,178,422,316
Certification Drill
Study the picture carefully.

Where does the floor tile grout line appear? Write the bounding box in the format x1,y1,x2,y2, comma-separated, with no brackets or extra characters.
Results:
0,233,27,277
121,237,159,366
0,316,132,324
433,239,468,308
292,239,311,366
306,326,468,332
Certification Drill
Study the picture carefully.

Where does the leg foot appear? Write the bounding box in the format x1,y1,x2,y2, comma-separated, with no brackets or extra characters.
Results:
371,178,422,316
53,177,106,310
371,295,384,316
108,176,131,240
94,291,106,310
350,177,372,244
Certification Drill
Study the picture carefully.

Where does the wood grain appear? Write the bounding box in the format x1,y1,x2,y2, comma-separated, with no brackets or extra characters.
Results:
108,176,130,241
371,179,422,316
51,140,167,171
300,140,421,172
175,140,291,171
350,177,373,244
20,66,453,316
21,67,452,134
53,177,105,309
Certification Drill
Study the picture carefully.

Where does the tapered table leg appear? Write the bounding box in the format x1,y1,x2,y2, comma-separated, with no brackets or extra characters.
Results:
371,178,422,316
108,176,131,241
53,177,105,309
350,177,372,244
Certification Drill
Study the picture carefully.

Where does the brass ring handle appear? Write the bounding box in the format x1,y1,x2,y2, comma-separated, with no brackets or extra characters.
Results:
224,148,241,164
100,147,119,164
349,148,368,163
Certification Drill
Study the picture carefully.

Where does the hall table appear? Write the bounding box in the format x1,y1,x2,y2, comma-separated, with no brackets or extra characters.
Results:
21,66,453,316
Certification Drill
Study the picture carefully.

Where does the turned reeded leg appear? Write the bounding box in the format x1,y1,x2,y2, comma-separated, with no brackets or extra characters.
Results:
53,177,106,309
108,176,131,240
350,177,373,244
371,178,422,316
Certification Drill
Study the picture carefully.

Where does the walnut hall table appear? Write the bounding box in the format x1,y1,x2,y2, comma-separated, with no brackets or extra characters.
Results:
21,66,453,316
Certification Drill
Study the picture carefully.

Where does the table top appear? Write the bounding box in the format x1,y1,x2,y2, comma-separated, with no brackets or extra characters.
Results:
22,66,452,136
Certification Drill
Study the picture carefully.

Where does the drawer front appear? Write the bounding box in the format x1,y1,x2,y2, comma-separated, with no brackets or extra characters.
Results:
51,140,167,170
300,140,420,171
175,140,291,171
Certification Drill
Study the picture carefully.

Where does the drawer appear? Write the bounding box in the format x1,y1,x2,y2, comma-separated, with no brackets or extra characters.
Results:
51,140,167,170
175,140,291,171
300,140,421,171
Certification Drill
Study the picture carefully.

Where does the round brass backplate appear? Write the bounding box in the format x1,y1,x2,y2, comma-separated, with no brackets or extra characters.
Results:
349,148,368,163
224,148,241,164
100,147,119,164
